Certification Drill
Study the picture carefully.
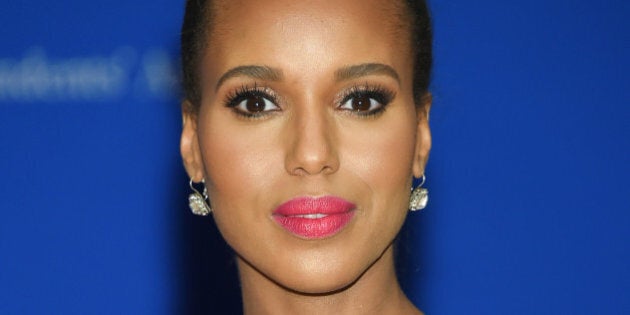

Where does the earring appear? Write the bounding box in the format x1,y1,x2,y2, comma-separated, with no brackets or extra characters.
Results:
188,179,212,216
409,175,429,211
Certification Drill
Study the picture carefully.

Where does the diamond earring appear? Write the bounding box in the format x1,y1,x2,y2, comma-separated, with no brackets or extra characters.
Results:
188,179,212,216
409,175,429,211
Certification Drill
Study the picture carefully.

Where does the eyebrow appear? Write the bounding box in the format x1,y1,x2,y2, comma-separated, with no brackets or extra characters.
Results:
215,65,283,91
335,63,400,84
215,63,399,91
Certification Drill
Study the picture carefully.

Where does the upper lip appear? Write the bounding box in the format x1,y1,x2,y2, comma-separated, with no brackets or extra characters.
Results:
273,196,356,216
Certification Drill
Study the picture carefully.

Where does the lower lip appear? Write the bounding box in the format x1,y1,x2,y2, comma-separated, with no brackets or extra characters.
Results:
273,197,356,239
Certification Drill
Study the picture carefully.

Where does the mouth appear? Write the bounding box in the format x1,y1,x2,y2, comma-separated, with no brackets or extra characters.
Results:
272,196,356,239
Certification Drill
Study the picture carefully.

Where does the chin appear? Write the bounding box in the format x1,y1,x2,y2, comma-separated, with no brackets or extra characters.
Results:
275,266,363,296
268,248,379,296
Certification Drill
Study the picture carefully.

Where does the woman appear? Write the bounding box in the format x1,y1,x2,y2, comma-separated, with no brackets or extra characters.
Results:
179,0,432,313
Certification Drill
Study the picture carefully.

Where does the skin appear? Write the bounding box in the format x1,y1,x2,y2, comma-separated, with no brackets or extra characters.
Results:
181,0,431,314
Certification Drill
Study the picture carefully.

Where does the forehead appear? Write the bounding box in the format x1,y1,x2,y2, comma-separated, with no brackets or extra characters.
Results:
208,0,409,42
203,0,413,84
210,0,407,24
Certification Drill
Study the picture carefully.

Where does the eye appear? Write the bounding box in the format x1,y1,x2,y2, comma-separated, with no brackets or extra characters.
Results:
233,95,278,114
339,94,383,112
224,85,280,118
337,85,395,116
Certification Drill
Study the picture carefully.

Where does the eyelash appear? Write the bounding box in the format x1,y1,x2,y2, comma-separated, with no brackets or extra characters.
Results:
223,84,279,119
337,84,395,117
223,83,395,119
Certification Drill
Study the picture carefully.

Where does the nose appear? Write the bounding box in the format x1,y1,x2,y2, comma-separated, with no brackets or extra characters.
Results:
284,105,339,176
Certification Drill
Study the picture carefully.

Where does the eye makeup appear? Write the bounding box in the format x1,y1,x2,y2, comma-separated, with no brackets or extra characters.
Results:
223,83,280,119
221,82,396,119
337,83,396,117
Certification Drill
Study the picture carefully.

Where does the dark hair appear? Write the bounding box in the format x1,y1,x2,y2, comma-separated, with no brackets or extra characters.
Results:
181,0,432,111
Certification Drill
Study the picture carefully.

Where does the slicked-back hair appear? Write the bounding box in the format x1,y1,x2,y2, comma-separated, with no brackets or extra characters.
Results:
180,0,432,112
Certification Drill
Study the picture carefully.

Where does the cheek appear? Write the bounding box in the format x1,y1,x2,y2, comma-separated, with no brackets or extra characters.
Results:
338,108,418,240
197,114,285,255
198,112,283,205
342,112,417,200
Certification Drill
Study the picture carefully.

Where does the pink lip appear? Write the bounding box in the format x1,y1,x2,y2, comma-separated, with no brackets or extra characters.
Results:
272,196,356,239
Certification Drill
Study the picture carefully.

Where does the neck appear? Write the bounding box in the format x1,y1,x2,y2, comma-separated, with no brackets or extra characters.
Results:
237,245,422,315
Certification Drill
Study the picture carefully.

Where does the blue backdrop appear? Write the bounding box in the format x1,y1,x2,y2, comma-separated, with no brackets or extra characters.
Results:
1,0,628,314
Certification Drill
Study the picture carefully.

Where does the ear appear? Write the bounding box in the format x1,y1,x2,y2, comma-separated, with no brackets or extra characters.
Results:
412,93,432,178
180,101,205,182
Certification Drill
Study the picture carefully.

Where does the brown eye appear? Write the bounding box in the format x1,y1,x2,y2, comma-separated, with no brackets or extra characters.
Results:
352,95,372,111
232,93,279,116
246,96,267,113
339,93,385,114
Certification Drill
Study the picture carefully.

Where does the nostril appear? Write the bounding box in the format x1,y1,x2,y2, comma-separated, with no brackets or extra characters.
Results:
288,164,336,177
284,139,340,176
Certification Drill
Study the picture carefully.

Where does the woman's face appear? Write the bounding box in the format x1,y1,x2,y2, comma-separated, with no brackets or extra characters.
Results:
181,0,431,294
